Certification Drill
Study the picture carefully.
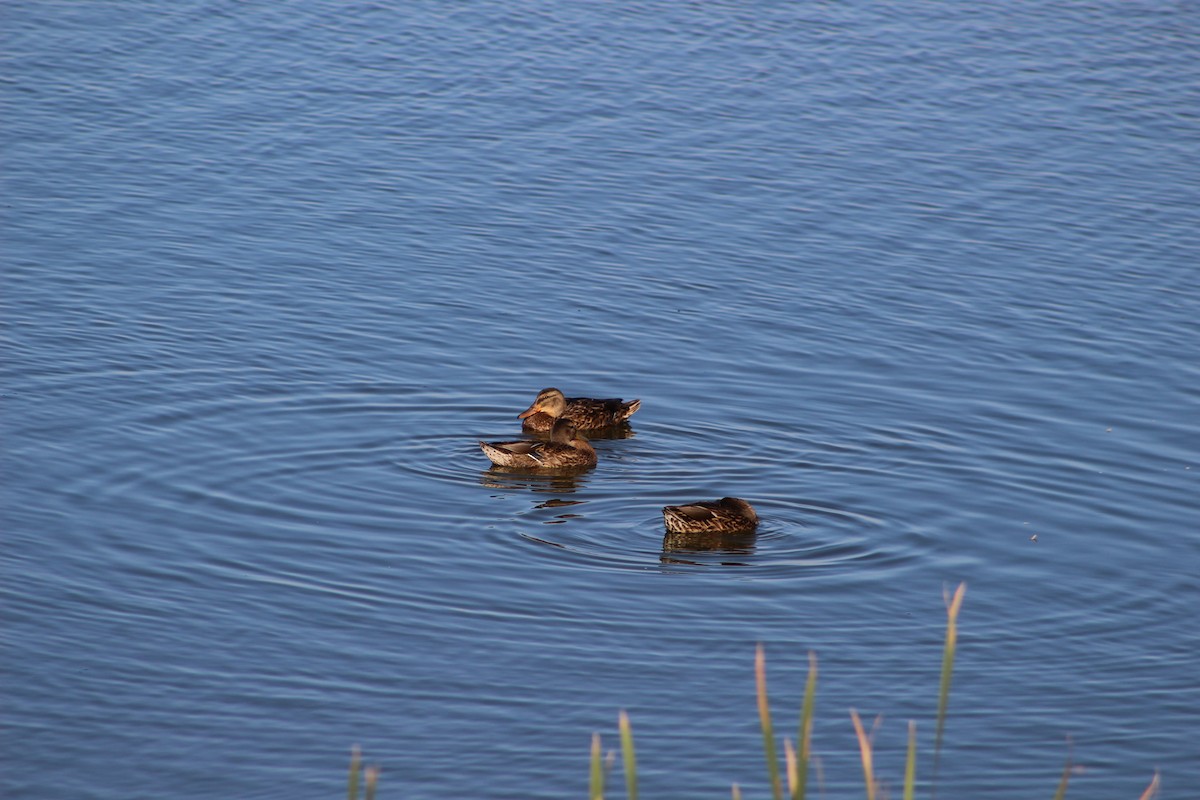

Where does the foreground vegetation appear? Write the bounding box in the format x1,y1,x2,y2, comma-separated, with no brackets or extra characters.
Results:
347,583,1161,799
345,746,378,800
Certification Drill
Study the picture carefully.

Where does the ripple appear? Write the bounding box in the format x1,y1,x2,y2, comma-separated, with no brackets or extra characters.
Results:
462,414,934,577
52,382,509,551
390,432,509,486
35,369,938,587
502,495,921,578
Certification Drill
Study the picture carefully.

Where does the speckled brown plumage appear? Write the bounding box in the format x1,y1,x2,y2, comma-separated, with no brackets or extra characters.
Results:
661,497,759,534
479,419,597,469
518,387,641,432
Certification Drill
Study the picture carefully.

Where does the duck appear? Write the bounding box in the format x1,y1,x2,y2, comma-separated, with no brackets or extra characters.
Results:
479,418,597,469
518,387,641,432
662,497,759,534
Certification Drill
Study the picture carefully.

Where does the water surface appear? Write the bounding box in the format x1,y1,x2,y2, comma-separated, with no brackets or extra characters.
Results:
3,2,1198,798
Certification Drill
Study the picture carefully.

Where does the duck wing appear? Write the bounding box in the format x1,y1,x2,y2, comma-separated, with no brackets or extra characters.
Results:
667,502,719,521
567,397,629,412
494,440,540,456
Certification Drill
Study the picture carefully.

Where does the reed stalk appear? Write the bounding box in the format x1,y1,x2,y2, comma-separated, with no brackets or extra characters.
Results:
347,745,362,800
618,710,638,800
363,765,380,800
590,733,605,800
1051,749,1072,800
1137,771,1161,800
934,582,967,771
849,709,877,800
783,738,798,798
755,643,784,800
902,720,917,800
794,651,817,800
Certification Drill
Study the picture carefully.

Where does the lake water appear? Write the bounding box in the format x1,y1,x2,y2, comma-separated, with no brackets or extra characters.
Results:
3,2,1197,798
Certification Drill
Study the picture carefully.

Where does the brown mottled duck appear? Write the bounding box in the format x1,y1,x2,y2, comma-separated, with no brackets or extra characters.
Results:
517,387,641,432
661,497,759,534
479,419,597,469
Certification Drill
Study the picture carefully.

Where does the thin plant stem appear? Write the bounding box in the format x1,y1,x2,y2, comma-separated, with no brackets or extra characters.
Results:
903,720,916,800
590,733,605,800
756,644,783,800
364,766,380,800
794,651,817,800
934,582,967,775
783,738,798,798
1052,749,1072,800
347,745,362,800
1137,771,1161,800
849,709,876,800
618,710,638,800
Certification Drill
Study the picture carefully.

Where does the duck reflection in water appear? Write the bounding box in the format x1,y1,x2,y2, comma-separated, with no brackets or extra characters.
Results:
478,465,590,494
533,497,585,524
661,529,758,565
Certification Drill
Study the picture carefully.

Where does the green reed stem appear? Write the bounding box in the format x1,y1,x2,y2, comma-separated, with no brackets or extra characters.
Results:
347,745,362,800
590,733,605,800
783,738,798,798
1052,749,1072,800
794,651,817,800
364,765,380,800
903,720,916,800
934,582,967,768
756,644,784,800
618,711,638,800
1138,771,1161,800
849,709,876,800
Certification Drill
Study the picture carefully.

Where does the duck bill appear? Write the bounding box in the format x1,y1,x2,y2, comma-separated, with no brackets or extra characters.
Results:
517,404,539,419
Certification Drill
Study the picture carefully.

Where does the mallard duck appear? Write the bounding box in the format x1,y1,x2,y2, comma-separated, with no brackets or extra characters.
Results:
479,419,597,469
662,497,758,534
518,387,641,432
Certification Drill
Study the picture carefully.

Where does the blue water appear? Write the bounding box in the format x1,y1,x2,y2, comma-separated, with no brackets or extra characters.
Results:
3,2,1197,798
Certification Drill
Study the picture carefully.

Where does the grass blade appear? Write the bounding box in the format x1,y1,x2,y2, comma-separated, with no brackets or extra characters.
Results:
1052,748,1072,800
903,720,916,800
347,745,362,800
756,644,784,800
590,733,605,800
794,651,817,800
619,710,638,800
849,709,877,800
364,765,380,800
784,738,798,798
1137,771,1161,800
934,582,967,767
